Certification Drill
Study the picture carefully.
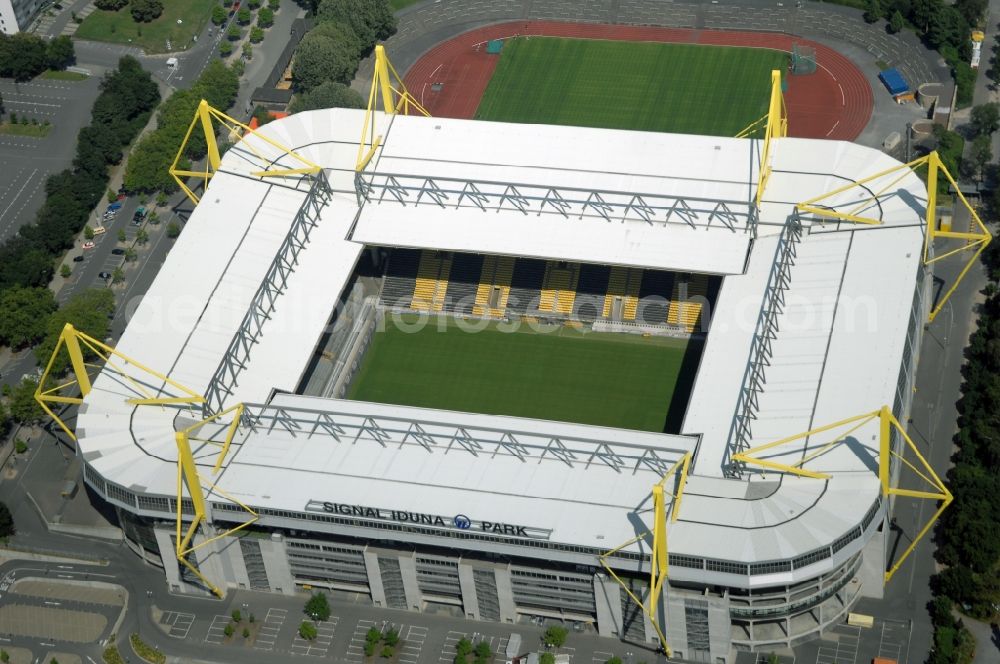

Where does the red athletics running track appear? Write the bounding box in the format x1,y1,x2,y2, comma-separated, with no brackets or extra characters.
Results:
403,21,873,141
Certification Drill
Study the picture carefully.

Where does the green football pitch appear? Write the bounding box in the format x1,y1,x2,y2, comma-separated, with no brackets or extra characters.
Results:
475,37,787,136
347,318,699,433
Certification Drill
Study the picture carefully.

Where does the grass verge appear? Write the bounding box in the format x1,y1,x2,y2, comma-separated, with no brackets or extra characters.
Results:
75,0,215,54
0,123,52,138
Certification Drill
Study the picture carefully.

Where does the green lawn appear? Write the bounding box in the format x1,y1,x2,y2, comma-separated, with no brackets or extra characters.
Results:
0,122,52,138
390,0,423,9
348,318,697,432
40,70,89,81
75,0,216,55
476,37,788,137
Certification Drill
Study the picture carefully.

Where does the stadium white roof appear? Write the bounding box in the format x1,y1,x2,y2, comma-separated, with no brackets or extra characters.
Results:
76,109,927,580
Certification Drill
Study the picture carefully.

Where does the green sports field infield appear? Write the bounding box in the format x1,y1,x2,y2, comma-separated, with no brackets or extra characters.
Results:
475,37,787,136
347,318,699,432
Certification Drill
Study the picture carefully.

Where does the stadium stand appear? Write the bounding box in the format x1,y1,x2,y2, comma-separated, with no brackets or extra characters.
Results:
507,257,547,315
667,274,710,332
539,261,580,315
603,266,643,321
444,252,484,314
473,255,515,317
411,251,453,311
637,270,674,325
380,248,420,307
573,263,610,321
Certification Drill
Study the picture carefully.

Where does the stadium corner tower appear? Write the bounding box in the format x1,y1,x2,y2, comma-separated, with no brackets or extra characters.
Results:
61,95,951,662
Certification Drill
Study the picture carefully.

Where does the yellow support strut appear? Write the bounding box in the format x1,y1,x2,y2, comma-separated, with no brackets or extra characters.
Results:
356,44,431,172
731,406,952,583
753,70,788,208
795,151,992,322
169,100,322,205
598,452,691,656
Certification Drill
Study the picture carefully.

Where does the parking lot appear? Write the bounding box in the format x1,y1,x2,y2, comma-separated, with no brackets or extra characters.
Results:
254,607,287,651
0,76,102,243
159,610,195,639
290,616,339,657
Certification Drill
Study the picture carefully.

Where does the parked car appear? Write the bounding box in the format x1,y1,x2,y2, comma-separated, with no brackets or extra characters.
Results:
107,201,122,211
132,206,147,225
82,241,95,250
92,225,107,235
111,248,125,255
98,271,112,280
72,255,85,262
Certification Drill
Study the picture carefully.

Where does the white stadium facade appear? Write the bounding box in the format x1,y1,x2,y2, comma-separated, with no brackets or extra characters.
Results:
55,98,951,663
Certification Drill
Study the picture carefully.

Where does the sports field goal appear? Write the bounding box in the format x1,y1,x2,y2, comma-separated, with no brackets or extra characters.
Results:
790,44,816,75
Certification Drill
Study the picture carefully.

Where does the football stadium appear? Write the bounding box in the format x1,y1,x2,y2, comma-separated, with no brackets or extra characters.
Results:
36,38,989,663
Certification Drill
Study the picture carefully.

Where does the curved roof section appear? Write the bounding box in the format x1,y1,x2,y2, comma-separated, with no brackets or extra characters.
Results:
75,109,926,580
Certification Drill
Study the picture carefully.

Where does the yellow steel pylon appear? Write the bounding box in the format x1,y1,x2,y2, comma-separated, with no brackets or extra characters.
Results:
796,151,992,322
731,406,952,583
169,100,322,205
34,323,257,598
598,452,691,656
33,323,205,440
356,44,430,172
751,70,788,208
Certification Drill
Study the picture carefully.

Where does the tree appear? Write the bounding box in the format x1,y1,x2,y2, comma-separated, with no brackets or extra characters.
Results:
46,36,75,70
304,592,330,620
224,623,234,638
248,0,261,8
116,228,127,242
0,649,8,662
317,0,396,48
227,24,242,40
269,0,280,10
211,5,228,25
970,102,1000,136
8,379,43,424
473,641,491,661
258,6,274,28
292,33,358,91
455,639,472,657
381,646,394,658
60,264,71,278
130,0,164,22
0,33,50,81
237,7,251,24
34,289,115,374
95,0,128,8
384,629,399,647
167,222,181,238
863,0,883,23
220,41,233,57
309,17,364,58
250,26,265,43
111,267,124,284
13,439,27,454
970,134,992,181
542,626,567,648
242,627,250,638
888,9,904,33
289,81,364,113
299,621,317,640
539,654,555,664
0,286,57,348
242,42,253,60
232,609,242,622
955,0,987,26
136,228,149,245
0,503,12,538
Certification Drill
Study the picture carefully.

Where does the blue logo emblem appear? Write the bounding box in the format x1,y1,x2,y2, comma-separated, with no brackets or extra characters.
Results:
453,514,472,530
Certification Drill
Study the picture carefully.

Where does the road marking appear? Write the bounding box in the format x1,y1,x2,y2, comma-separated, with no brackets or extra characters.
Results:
43,601,61,606
56,574,73,579
0,168,38,224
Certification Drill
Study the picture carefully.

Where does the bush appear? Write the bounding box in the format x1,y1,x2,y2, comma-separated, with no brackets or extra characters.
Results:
365,642,377,657
224,623,234,638
305,591,330,621
543,626,567,648
455,638,472,657
269,0,280,9
227,24,241,41
381,646,394,659
257,6,273,28
383,628,399,647
128,634,165,664
0,502,14,538
539,654,555,664
236,7,251,24
232,609,242,623
299,621,317,640
242,627,250,638
605,658,622,664
250,26,264,43
366,627,382,644
166,222,180,238
220,41,233,57
14,439,27,454
212,5,228,25
95,0,128,8
130,0,164,22
60,264,71,278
